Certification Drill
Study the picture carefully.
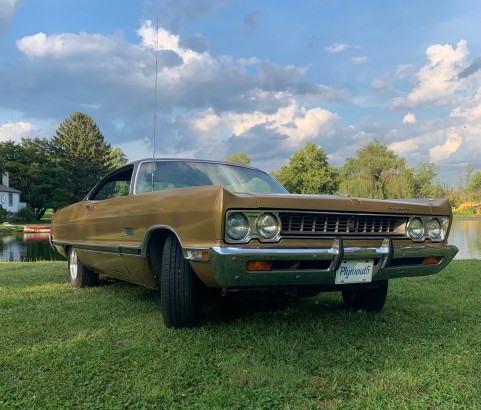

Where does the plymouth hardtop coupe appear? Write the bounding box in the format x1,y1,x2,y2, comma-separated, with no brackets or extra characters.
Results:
51,159,459,328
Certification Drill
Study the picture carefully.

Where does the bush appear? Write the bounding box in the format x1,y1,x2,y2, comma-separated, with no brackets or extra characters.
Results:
6,207,38,224
0,206,7,222
18,207,38,222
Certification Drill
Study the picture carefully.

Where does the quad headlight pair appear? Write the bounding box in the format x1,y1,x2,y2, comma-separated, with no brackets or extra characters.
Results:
226,211,280,243
407,217,449,242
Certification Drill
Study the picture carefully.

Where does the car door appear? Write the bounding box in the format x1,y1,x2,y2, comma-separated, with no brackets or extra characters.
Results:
75,166,133,276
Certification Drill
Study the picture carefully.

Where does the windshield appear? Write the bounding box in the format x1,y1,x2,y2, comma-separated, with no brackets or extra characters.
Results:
135,160,288,195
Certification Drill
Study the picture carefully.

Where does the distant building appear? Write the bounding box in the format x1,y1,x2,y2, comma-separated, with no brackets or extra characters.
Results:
0,173,25,215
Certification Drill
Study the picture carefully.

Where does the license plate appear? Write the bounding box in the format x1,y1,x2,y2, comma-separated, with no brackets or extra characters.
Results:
335,260,373,284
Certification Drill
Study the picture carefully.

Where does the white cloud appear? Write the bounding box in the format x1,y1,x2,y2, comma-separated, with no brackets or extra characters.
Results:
191,102,340,145
193,108,221,132
429,129,462,162
389,137,421,156
352,56,368,65
16,32,122,59
325,42,350,53
402,112,416,123
395,40,470,108
0,121,37,143
450,86,481,121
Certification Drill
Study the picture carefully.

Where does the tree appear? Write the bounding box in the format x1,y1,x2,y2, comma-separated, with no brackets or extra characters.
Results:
51,112,127,203
338,139,412,199
225,152,251,166
467,170,481,202
0,138,70,219
271,142,338,194
411,162,438,198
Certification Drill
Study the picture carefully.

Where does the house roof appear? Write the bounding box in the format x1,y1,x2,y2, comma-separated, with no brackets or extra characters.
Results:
0,184,21,194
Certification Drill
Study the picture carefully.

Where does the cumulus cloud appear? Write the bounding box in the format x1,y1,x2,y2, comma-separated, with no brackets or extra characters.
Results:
0,121,37,143
450,87,481,121
429,130,462,162
393,40,470,108
3,19,354,168
8,17,481,182
389,137,420,156
402,112,416,123
192,102,340,144
458,56,481,79
16,31,128,60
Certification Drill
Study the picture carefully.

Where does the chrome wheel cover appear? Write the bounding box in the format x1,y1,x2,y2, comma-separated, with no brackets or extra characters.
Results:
69,248,78,280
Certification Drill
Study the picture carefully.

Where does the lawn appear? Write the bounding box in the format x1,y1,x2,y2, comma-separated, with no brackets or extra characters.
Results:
0,261,480,409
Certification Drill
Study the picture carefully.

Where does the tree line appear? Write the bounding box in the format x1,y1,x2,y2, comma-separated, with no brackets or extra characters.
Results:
227,141,481,211
0,112,127,220
1,111,478,220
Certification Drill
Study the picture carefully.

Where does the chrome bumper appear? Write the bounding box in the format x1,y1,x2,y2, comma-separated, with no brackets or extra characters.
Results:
206,238,459,287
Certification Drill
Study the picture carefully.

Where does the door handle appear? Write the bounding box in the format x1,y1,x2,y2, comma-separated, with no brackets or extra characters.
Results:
86,204,96,211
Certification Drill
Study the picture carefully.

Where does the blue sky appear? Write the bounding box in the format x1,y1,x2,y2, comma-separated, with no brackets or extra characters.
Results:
2,0,481,185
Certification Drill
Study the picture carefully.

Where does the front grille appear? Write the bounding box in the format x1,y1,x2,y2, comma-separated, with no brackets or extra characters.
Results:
279,212,407,237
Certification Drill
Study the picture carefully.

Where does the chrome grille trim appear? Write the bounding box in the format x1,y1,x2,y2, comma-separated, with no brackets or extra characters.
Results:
279,212,407,237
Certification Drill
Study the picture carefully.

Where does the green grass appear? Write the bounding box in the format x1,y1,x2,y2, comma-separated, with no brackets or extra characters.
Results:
1,261,480,409
40,209,53,223
0,224,23,234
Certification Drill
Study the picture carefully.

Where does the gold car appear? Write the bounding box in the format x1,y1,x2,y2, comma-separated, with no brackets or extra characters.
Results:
51,159,458,328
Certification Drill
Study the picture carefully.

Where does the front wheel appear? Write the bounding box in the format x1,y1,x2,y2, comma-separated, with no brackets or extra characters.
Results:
342,280,388,312
67,247,99,288
160,235,201,328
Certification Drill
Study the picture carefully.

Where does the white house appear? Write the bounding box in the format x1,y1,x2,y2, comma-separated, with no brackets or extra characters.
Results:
0,173,24,215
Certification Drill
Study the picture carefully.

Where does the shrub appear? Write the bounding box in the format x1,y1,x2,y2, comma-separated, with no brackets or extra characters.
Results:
0,206,7,222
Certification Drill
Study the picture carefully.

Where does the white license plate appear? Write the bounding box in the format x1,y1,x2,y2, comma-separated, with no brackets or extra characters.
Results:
335,260,374,284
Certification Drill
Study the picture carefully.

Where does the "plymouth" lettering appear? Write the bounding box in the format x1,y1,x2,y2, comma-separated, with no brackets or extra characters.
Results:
340,265,371,278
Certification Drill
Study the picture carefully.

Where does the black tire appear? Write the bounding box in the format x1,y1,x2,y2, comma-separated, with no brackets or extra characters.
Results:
342,280,388,312
161,235,201,328
67,247,99,288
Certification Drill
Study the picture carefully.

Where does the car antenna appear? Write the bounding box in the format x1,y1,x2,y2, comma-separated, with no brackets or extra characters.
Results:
151,18,159,192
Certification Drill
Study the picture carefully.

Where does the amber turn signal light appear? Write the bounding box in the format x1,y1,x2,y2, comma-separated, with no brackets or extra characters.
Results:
246,261,273,271
422,256,442,265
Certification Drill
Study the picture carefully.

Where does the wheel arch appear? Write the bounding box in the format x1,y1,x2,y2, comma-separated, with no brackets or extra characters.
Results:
144,226,183,285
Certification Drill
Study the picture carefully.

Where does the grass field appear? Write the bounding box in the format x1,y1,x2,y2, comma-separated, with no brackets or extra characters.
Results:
1,261,480,409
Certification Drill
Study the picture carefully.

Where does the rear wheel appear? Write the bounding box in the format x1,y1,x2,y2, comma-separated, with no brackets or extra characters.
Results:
67,247,98,288
342,280,388,312
161,235,201,328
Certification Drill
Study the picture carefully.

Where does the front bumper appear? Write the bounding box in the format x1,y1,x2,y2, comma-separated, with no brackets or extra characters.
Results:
205,238,459,287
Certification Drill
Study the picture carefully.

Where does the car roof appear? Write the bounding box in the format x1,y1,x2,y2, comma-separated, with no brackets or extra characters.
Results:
129,158,263,172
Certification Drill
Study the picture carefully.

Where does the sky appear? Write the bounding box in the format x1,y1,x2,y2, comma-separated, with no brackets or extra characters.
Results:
1,0,481,186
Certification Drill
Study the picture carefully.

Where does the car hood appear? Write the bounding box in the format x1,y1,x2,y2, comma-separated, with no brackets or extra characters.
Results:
230,192,452,216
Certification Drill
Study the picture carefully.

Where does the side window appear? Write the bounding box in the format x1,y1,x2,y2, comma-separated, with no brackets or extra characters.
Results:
91,167,133,201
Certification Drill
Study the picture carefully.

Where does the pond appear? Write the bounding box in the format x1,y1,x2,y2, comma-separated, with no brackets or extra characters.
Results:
0,233,65,262
0,217,479,262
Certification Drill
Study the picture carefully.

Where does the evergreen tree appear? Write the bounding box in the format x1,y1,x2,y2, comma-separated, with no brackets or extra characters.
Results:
51,112,126,203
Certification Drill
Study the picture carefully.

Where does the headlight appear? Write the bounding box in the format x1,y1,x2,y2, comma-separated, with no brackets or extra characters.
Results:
226,213,249,240
426,218,442,240
256,213,280,239
408,218,424,240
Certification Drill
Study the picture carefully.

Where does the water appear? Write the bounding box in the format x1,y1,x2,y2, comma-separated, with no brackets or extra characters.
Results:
448,217,481,260
0,217,478,262
0,233,65,262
